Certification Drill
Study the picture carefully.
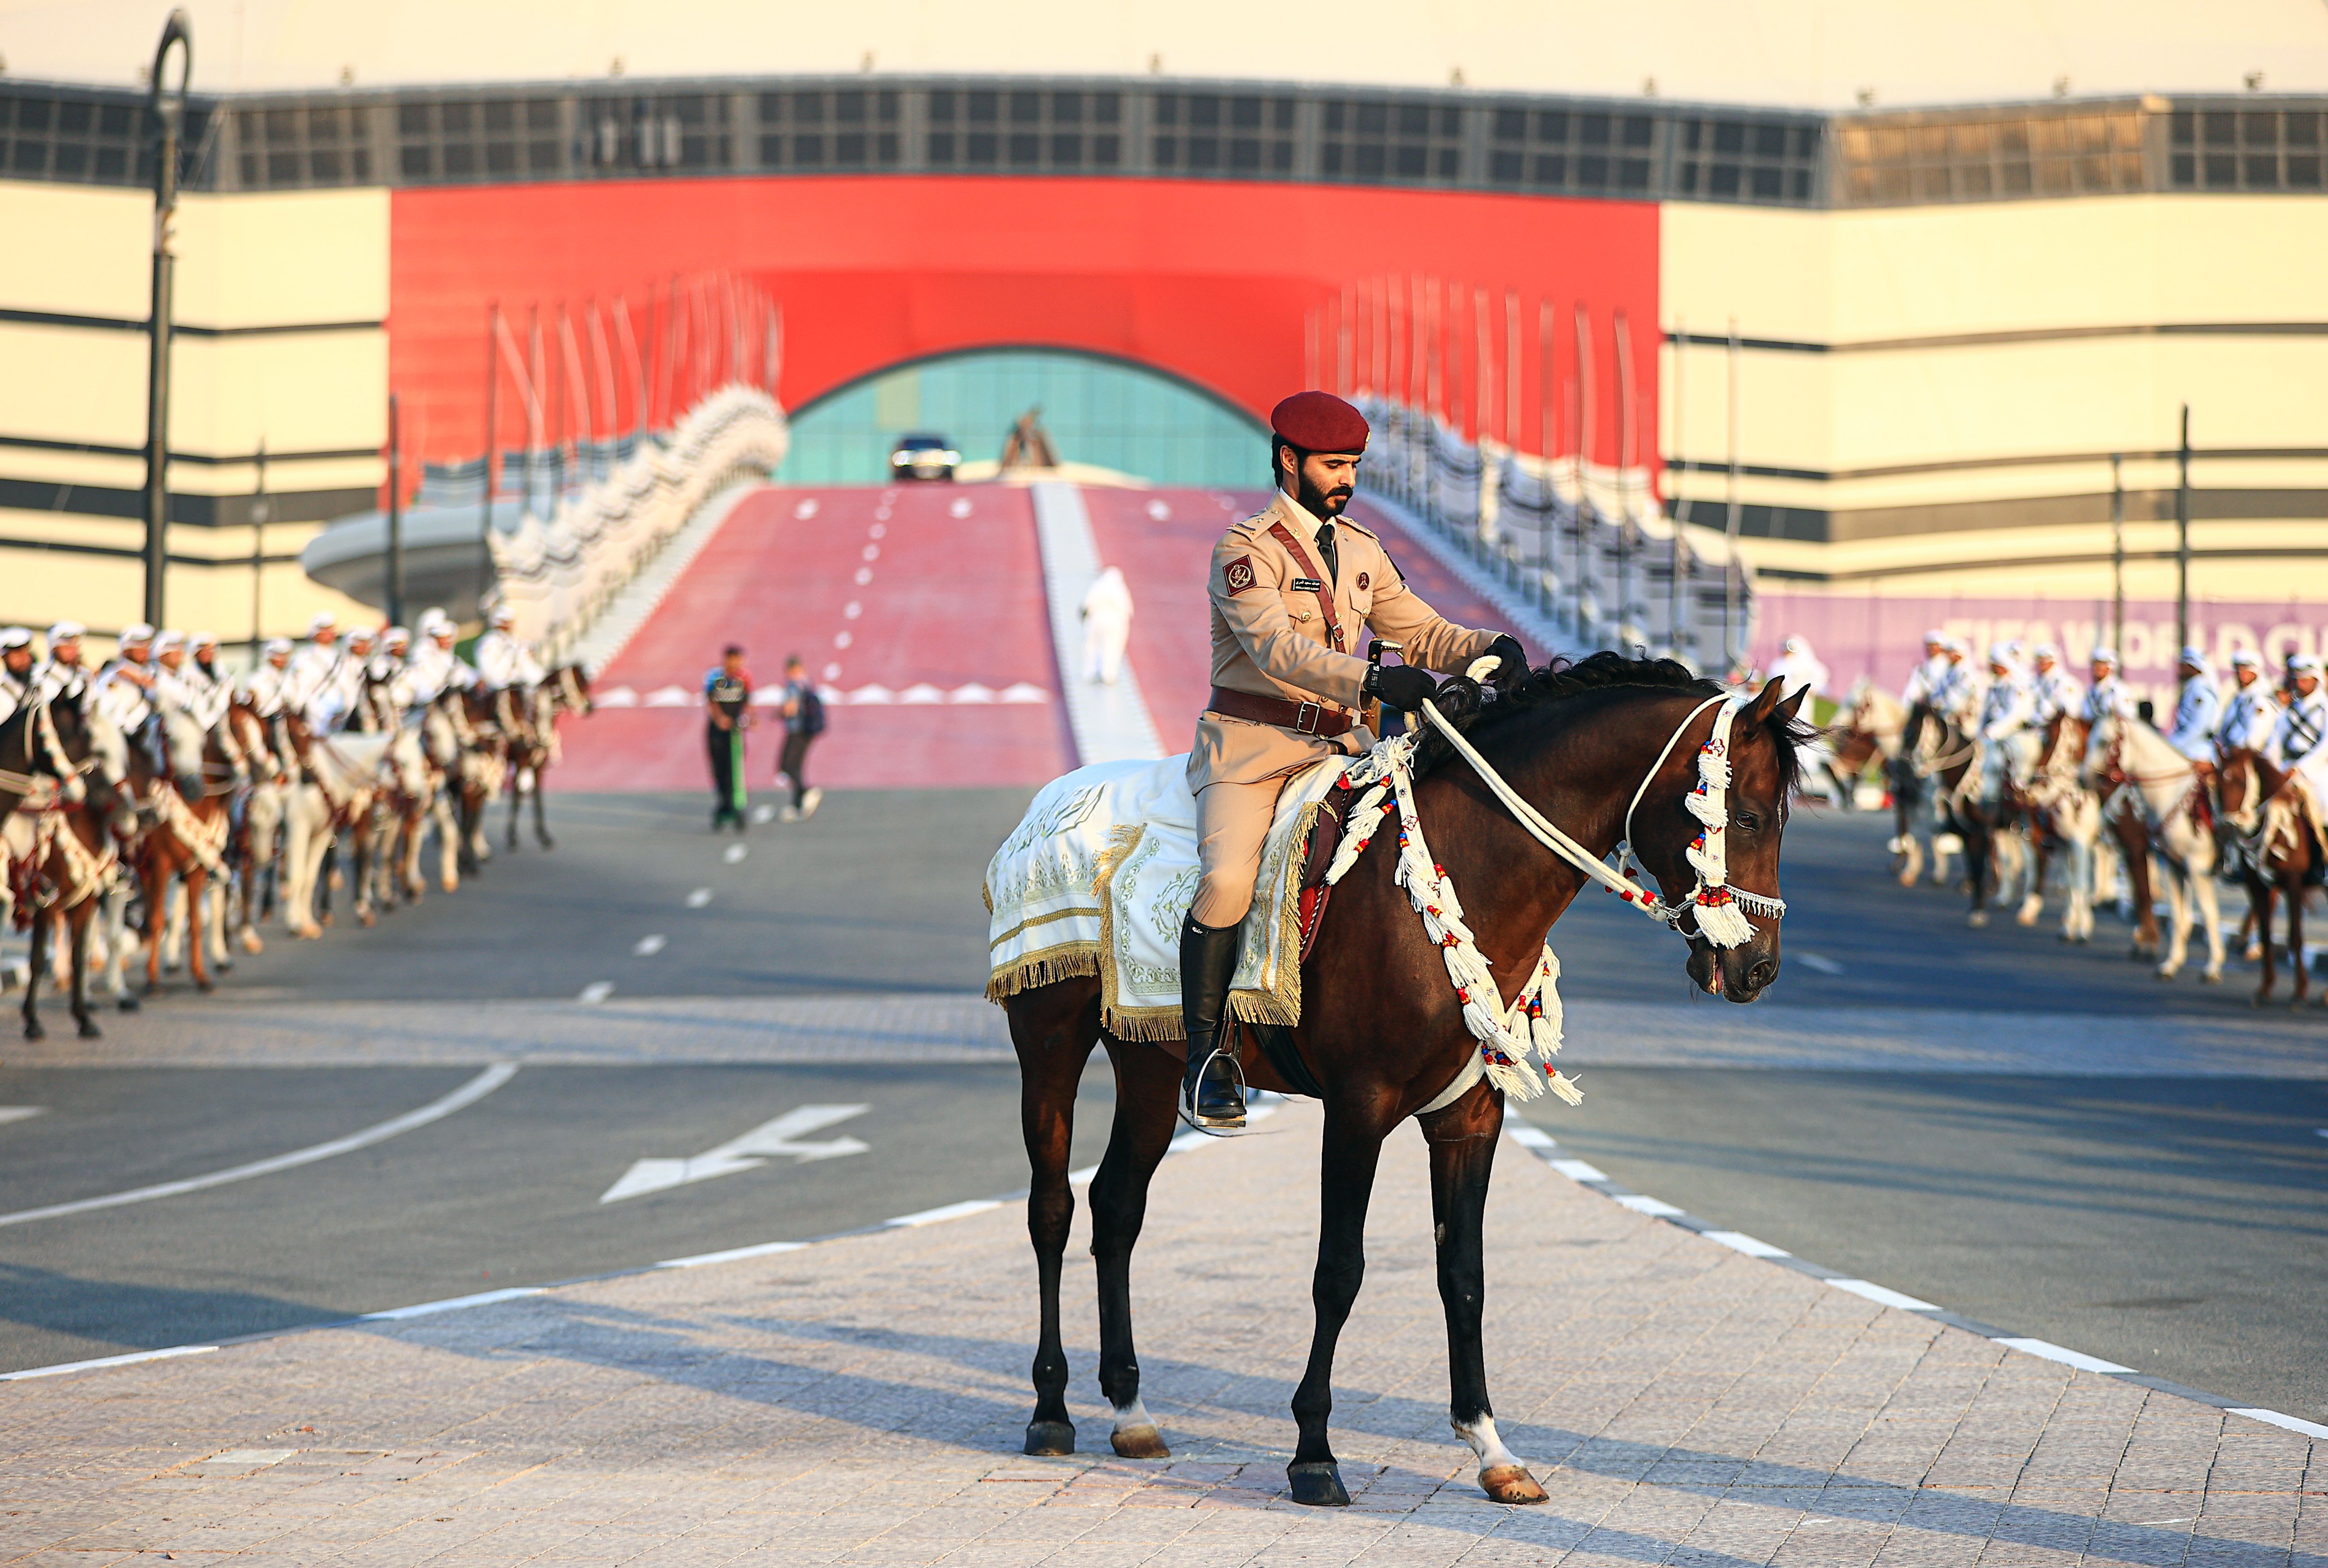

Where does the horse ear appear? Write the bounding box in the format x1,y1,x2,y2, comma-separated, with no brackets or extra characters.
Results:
1747,677,1785,725
1772,683,1810,726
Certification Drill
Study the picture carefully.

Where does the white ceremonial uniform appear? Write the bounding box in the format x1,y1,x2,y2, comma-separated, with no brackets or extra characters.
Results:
1902,653,1949,709
2166,674,2222,760
94,658,155,731
242,661,291,718
149,660,200,716
1931,660,1986,728
1765,642,1830,705
283,640,340,714
0,662,30,726
34,658,87,703
2084,674,2133,725
402,640,455,707
2031,669,2085,726
2218,680,2280,753
1979,671,2038,791
2268,689,2328,769
473,628,543,692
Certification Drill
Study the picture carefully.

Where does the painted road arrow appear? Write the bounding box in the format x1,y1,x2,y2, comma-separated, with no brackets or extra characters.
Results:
599,1104,871,1204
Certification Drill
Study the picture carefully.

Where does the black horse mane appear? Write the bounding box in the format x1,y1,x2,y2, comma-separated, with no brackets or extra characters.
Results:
1413,649,1812,794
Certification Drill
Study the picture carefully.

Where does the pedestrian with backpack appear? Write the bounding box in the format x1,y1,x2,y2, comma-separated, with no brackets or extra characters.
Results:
777,654,825,821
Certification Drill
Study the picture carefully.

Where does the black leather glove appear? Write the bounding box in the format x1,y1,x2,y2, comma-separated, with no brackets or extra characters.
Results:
1366,662,1439,711
1482,635,1529,689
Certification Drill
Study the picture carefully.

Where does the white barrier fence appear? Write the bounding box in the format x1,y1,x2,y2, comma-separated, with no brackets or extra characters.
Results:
488,386,790,665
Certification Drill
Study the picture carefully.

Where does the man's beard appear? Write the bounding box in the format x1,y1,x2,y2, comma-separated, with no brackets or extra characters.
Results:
1298,476,1354,519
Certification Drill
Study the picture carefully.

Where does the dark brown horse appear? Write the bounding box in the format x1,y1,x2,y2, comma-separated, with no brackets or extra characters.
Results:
1005,658,1808,1508
1899,701,1983,914
2216,747,2318,1005
18,690,132,1040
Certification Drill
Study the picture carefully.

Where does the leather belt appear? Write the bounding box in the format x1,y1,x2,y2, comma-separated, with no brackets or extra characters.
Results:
1207,686,1355,738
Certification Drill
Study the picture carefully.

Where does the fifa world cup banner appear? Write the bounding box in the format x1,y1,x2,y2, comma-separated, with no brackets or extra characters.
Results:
1754,593,2328,712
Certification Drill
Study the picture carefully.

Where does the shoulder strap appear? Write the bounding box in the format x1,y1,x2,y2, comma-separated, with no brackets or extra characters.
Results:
1265,520,1346,653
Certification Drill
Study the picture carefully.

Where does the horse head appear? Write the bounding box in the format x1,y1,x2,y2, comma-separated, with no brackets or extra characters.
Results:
555,663,594,715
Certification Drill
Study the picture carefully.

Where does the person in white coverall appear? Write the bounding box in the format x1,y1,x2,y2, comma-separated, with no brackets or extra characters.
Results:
1764,634,1830,707
1079,565,1134,685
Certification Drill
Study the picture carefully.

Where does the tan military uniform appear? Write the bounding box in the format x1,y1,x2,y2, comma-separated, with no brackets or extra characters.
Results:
1187,491,1497,926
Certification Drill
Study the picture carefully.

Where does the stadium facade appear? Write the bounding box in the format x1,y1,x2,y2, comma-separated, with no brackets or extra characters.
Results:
2,1,2324,694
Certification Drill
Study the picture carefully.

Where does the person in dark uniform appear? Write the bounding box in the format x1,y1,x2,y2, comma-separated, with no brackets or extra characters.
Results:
775,654,826,821
704,644,753,832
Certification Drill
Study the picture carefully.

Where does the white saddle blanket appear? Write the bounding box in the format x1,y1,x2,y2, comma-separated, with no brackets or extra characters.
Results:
984,753,1349,1041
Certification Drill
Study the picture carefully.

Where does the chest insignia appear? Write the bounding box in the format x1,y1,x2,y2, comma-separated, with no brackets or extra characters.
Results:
1356,571,1370,591
1224,556,1257,595
1290,577,1324,593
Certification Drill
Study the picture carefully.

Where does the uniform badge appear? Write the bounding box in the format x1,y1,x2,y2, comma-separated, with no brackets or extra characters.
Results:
1356,571,1370,590
1224,556,1257,594
1290,577,1324,592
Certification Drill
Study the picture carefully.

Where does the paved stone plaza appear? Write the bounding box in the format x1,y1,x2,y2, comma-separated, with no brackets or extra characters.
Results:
4,1102,2315,1567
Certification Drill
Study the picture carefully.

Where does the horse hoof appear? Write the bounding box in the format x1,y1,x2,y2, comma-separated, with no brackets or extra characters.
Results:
117,994,141,1013
241,930,264,955
196,978,214,994
1022,1420,1076,1456
359,911,375,929
77,1018,102,1039
22,1021,43,1041
2201,970,2222,984
1110,1425,1170,1460
320,913,334,928
441,878,459,894
537,836,555,851
1967,911,1988,928
1896,871,1916,888
1287,1461,1351,1507
1479,1464,1549,1505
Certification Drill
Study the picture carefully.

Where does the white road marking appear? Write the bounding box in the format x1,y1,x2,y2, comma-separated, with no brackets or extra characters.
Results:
686,888,713,907
1549,1158,1608,1181
0,1064,518,1230
1614,1194,1685,1216
361,1287,544,1321
1793,952,1845,975
632,934,667,956
886,1198,1002,1227
0,1107,47,1126
723,843,748,864
1829,1278,1939,1310
1701,1230,1791,1258
2229,1408,2328,1439
601,1104,872,1203
577,981,615,1004
854,567,874,585
656,1239,808,1270
2315,1129,2327,1138
2134,1519,2195,1527
0,1345,216,1381
1505,1125,1556,1149
1994,1337,2134,1374
749,804,776,825
206,1450,297,1467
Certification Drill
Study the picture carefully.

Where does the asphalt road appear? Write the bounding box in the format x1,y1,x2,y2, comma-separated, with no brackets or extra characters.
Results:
0,790,2319,1428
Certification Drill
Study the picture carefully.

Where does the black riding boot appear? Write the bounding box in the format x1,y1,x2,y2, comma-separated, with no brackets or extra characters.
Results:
1179,914,1246,1129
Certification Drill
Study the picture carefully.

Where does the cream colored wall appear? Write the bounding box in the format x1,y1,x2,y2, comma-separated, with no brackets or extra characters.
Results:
1660,192,2328,605
0,180,387,640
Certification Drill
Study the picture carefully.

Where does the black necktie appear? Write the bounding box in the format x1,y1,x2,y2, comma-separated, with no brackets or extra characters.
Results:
1314,522,1339,585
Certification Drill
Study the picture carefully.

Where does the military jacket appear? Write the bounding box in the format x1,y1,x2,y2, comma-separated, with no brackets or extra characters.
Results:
1189,491,1496,792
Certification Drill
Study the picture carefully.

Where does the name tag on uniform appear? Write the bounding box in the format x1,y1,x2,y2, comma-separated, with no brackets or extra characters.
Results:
1290,577,1324,592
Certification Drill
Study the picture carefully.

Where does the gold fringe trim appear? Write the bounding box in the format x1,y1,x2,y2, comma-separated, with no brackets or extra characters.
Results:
987,905,1102,952
1102,1002,1186,1042
985,941,1102,1004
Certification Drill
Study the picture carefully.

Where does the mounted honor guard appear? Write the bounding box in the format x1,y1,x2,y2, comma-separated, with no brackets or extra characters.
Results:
1178,390,1525,1129
2083,647,2131,725
0,627,33,725
2164,646,2221,768
2027,644,2083,727
2268,655,2325,770
35,621,89,703
1976,642,2037,796
2217,648,2278,754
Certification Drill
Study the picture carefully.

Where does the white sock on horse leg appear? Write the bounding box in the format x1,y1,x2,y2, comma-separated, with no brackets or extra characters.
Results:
1453,1414,1525,1473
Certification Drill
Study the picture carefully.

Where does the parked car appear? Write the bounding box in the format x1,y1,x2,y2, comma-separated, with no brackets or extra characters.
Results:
889,433,959,481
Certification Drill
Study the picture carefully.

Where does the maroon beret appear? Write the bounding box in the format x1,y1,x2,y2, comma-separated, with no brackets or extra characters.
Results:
1270,391,1369,454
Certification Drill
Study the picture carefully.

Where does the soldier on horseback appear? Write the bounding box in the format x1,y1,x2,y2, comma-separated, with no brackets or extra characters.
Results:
1179,391,1523,1129
2219,648,2278,753
2165,646,2221,768
0,628,31,724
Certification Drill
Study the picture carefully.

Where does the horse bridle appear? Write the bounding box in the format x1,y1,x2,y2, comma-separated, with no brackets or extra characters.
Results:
1415,680,1786,949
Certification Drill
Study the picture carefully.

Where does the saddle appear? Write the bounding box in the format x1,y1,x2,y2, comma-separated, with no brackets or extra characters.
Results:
1293,776,1358,961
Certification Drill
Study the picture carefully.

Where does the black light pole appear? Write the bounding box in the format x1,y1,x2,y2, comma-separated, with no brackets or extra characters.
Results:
142,9,193,627
386,393,406,628
2174,404,2191,656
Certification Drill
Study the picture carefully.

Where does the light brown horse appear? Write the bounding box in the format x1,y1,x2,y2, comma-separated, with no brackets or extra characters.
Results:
133,712,237,993
1003,658,1808,1508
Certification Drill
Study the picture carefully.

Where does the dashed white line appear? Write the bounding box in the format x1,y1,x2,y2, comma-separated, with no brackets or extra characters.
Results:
685,888,713,908
1614,1194,1685,1217
0,1107,47,1126
750,804,776,825
577,981,615,1005
361,1287,545,1322
1992,1337,2134,1374
0,1065,518,1230
723,843,748,864
1829,1278,1939,1311
1701,1229,1790,1259
633,934,667,957
0,1345,217,1381
1505,1125,1556,1149
657,1239,808,1270
886,1199,1003,1228
1548,1157,1608,1181
2233,1408,2328,1438
1793,952,1845,975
